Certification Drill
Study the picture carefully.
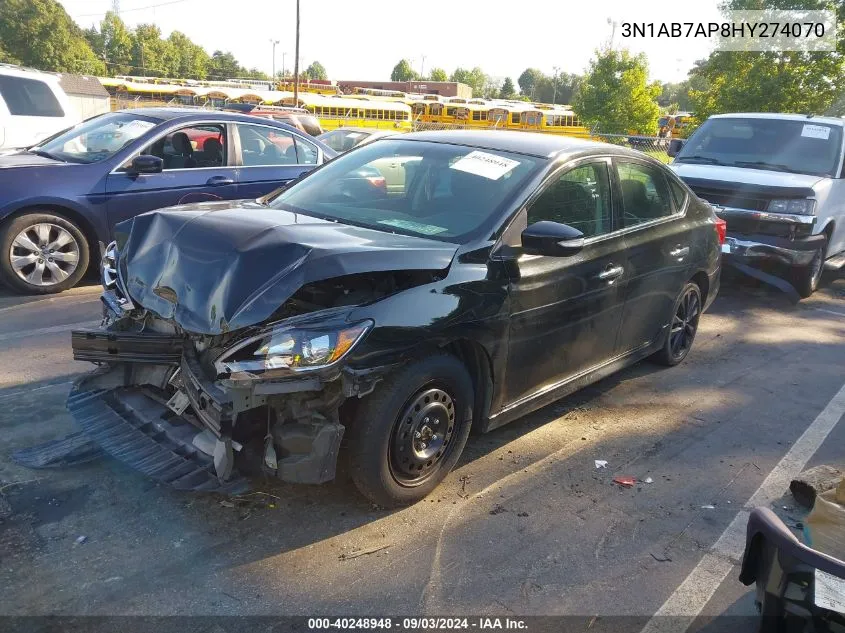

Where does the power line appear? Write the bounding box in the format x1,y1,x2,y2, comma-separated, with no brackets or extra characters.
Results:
73,0,189,19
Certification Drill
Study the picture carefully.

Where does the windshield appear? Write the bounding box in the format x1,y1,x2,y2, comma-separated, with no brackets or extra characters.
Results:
270,139,543,242
676,117,843,177
32,112,160,164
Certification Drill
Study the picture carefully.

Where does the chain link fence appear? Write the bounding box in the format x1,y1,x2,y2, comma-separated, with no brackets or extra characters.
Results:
585,132,672,163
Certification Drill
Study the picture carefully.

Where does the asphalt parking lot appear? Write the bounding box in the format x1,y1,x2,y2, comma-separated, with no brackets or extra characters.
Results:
1,270,844,630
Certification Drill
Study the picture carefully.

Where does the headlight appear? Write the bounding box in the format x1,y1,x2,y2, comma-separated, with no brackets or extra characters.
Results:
101,241,118,290
215,321,372,377
768,199,815,215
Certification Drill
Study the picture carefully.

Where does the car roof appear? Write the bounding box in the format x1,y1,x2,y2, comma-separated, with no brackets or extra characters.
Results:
116,107,298,125
397,129,639,159
710,112,845,126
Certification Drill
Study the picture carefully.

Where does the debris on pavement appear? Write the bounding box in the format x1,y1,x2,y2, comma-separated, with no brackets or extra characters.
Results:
517,512,529,518
701,504,716,510
489,504,508,515
75,535,88,545
650,553,672,562
219,500,236,508
613,476,636,488
790,465,842,508
644,477,654,484
595,460,608,469
338,544,390,561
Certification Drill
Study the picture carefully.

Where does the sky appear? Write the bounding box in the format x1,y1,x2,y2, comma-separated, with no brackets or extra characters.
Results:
58,0,724,83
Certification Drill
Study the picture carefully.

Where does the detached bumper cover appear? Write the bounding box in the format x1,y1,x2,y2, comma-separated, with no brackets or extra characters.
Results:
67,384,250,494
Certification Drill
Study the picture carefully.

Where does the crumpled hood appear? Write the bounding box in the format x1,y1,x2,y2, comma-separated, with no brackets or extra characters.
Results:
116,200,459,334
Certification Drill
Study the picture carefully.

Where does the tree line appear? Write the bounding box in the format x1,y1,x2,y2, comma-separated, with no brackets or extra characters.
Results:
0,0,328,82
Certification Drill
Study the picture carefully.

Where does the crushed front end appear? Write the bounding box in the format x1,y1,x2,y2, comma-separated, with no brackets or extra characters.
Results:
69,253,385,493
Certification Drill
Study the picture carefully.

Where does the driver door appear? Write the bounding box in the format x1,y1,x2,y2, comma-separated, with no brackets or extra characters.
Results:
503,158,628,405
105,123,238,229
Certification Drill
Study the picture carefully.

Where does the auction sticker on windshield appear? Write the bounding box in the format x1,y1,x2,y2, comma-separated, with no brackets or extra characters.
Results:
378,219,448,235
451,150,520,180
815,569,845,613
802,124,831,140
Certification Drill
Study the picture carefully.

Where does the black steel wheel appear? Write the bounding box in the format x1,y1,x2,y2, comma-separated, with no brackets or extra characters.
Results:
346,353,474,507
388,387,457,487
653,282,702,366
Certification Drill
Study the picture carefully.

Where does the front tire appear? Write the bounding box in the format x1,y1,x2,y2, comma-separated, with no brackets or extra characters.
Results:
0,212,89,294
653,282,702,367
346,353,474,507
791,237,826,299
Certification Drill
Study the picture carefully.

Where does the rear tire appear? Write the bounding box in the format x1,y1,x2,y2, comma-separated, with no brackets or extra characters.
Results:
346,353,474,507
791,237,827,299
653,282,702,367
0,212,89,294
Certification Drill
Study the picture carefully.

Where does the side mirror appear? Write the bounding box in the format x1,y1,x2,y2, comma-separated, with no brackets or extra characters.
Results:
521,221,584,257
667,138,686,158
129,155,163,174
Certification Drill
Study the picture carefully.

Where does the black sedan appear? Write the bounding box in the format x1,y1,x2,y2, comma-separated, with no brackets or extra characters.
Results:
65,130,723,507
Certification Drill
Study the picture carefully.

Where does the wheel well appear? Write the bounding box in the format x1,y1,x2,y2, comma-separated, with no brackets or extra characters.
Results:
823,221,834,241
3,205,100,270
443,339,494,432
691,271,709,303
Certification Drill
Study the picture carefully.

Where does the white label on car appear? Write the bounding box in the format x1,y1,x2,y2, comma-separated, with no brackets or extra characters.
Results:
802,124,831,140
721,243,731,254
815,569,845,613
378,219,447,235
450,150,520,180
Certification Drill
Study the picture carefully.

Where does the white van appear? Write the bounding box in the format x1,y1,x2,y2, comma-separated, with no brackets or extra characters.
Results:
669,113,845,298
0,65,78,151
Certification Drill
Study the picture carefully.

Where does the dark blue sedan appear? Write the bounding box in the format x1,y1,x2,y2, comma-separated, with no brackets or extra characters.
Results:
0,108,337,294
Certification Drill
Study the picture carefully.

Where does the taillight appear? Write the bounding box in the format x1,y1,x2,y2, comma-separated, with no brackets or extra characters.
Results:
715,218,727,245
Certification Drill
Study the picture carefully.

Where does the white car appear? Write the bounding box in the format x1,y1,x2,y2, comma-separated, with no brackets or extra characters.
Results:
670,113,845,297
0,65,78,151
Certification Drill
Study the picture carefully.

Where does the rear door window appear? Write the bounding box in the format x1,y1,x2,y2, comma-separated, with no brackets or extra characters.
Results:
0,75,64,117
615,161,675,227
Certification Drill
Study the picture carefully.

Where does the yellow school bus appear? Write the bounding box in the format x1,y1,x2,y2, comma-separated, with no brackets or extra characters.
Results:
284,94,412,130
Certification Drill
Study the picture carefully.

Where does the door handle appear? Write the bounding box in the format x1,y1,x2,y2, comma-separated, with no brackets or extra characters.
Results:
598,265,625,281
206,176,234,186
669,246,690,258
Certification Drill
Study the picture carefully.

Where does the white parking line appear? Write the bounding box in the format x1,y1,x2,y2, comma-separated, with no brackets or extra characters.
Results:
0,321,98,342
810,307,845,318
639,380,845,633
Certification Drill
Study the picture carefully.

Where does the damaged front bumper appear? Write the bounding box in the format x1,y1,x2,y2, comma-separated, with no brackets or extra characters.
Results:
67,319,387,493
714,205,823,267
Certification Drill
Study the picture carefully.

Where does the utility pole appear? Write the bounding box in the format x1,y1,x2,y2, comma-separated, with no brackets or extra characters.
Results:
293,0,301,105
282,52,287,81
419,55,426,80
552,65,560,105
270,39,279,82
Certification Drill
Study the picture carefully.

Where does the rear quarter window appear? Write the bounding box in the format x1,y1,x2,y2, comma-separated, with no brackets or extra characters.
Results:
0,75,65,117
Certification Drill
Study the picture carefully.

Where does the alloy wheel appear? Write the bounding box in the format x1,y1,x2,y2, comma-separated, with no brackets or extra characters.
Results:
9,223,80,287
389,387,457,486
670,287,701,360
